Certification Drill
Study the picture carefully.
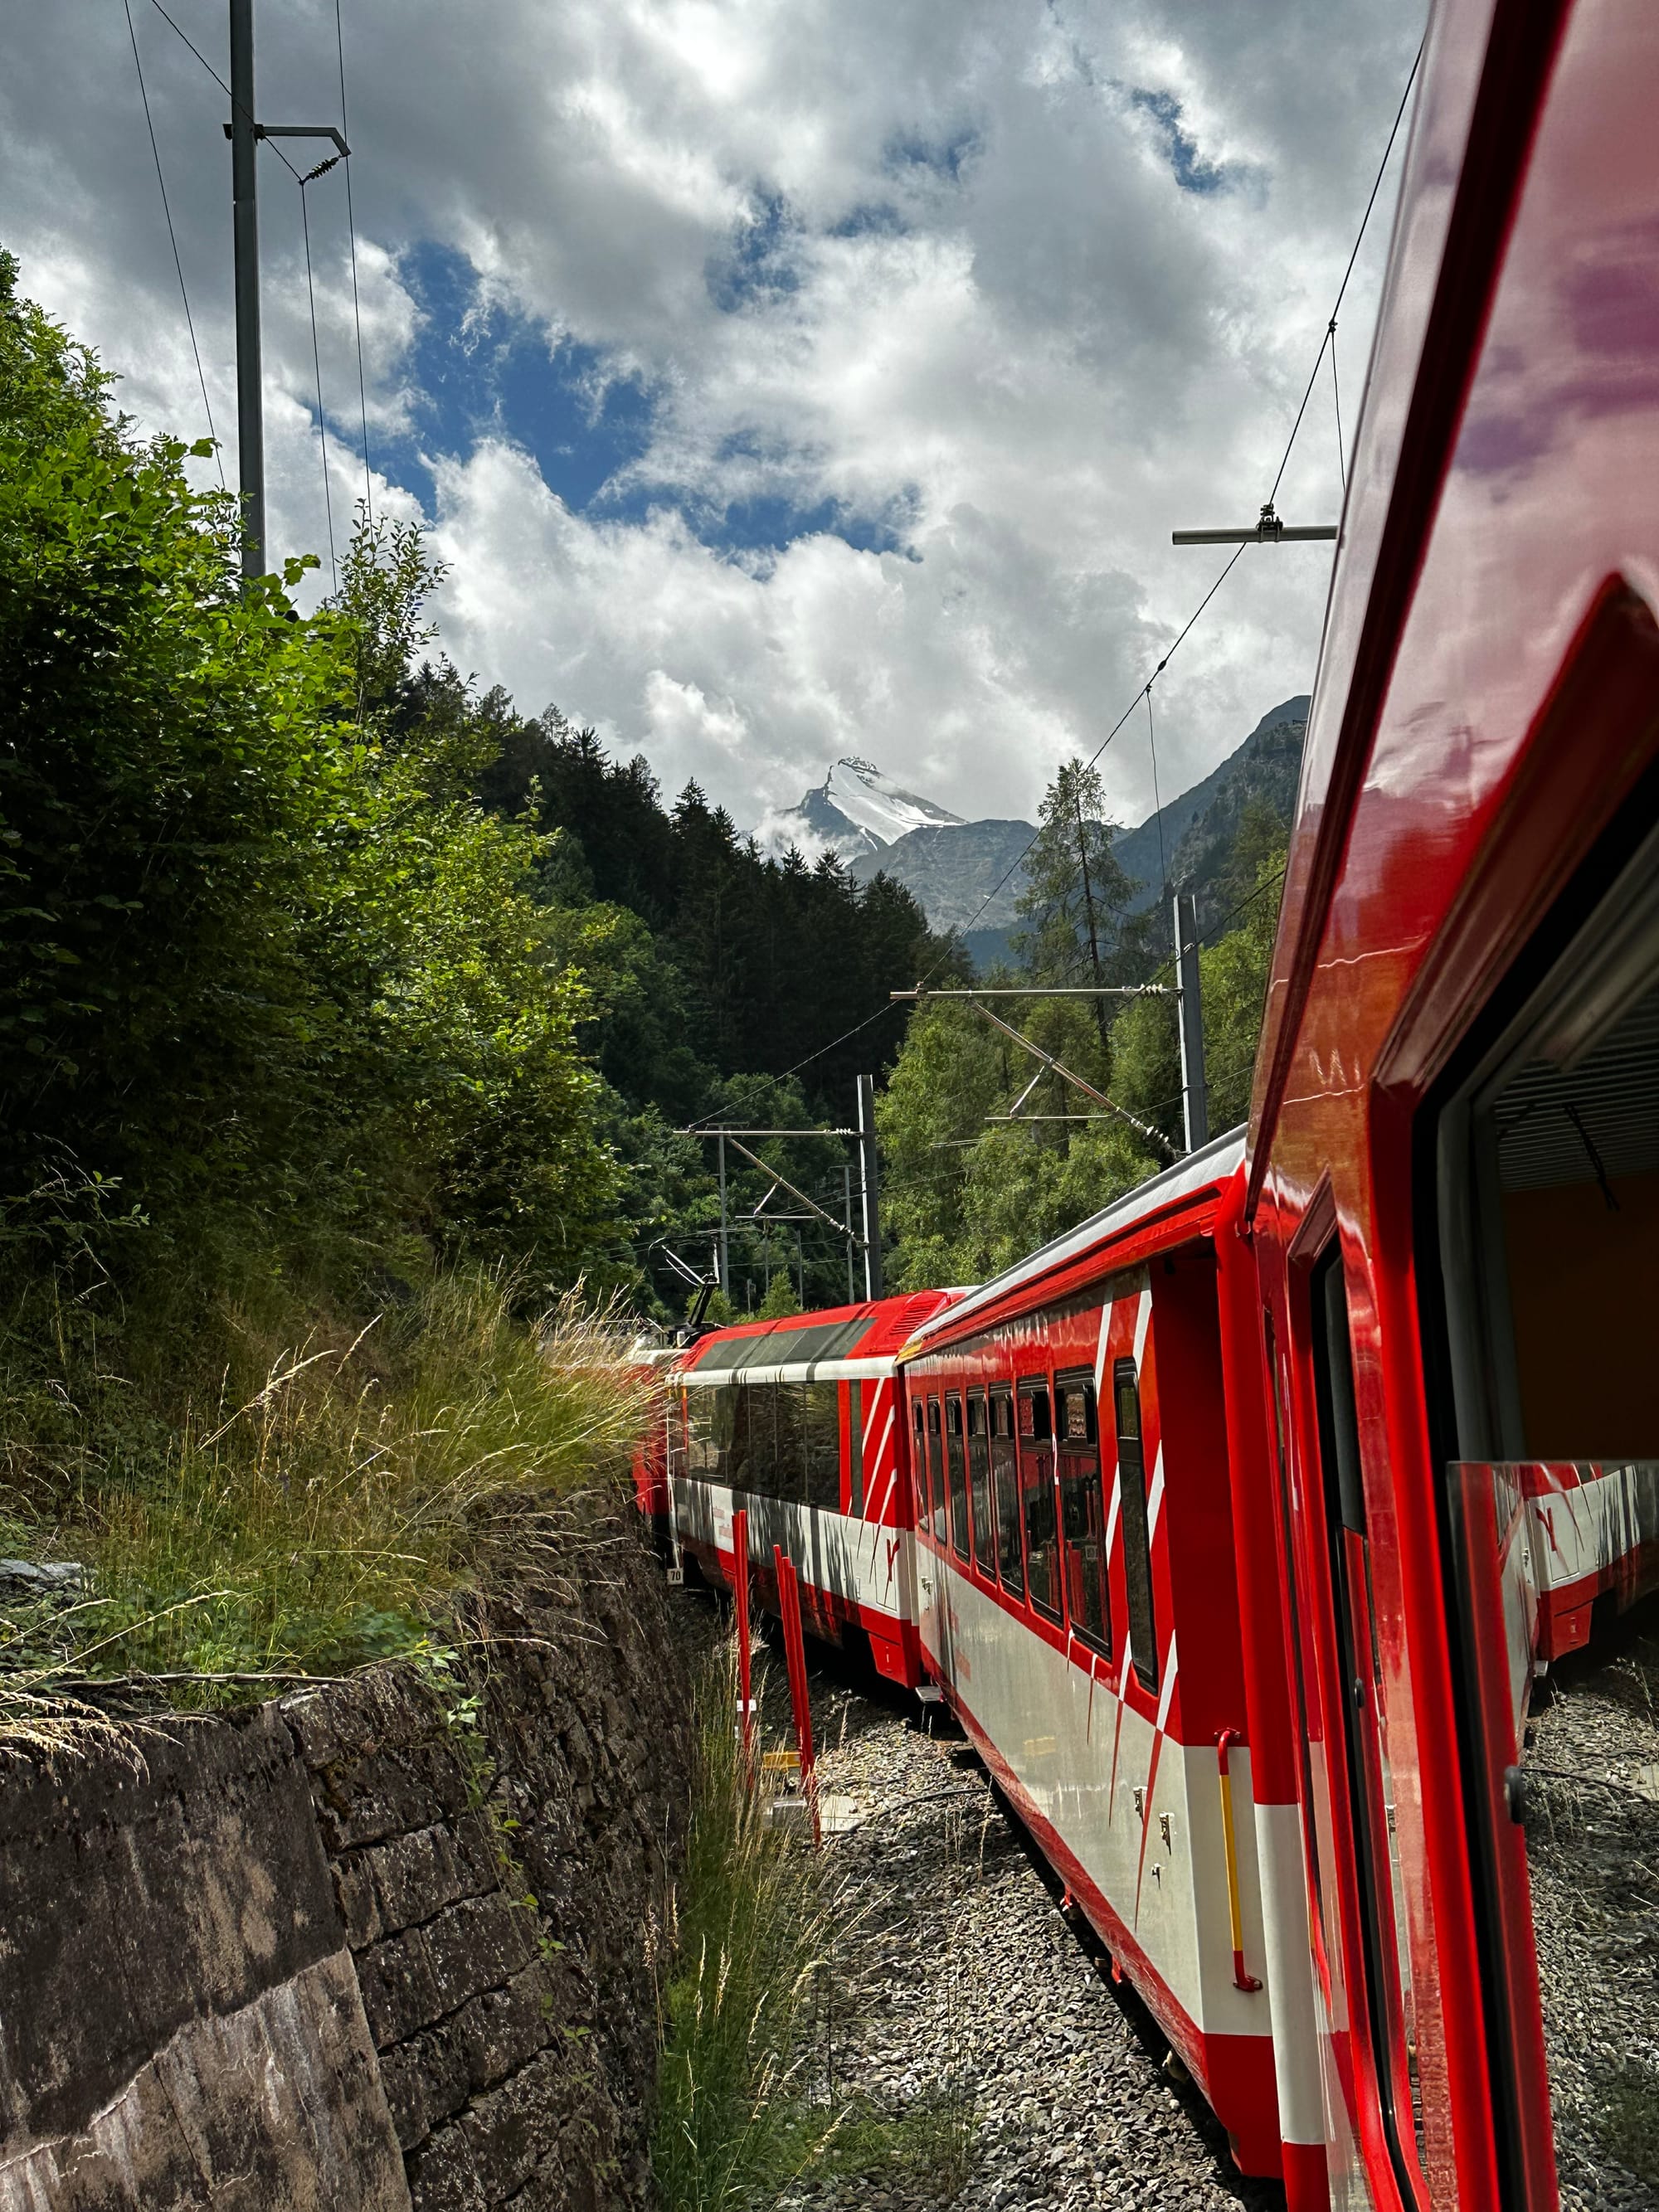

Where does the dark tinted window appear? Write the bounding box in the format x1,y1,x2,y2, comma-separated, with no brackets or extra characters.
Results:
1019,1383,1060,1621
1058,1375,1109,1655
1115,1359,1157,1690
991,1391,1024,1596
804,1381,840,1509
927,1397,946,1542
968,1391,995,1577
908,1398,925,1526
946,1394,970,1559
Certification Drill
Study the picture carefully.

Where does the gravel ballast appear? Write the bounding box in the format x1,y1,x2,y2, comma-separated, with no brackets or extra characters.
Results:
766,1649,1282,2211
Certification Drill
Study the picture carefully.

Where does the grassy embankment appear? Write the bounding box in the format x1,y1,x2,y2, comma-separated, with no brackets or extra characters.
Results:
0,1259,653,1757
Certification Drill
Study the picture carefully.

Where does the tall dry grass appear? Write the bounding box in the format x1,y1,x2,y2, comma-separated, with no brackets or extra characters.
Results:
0,1270,657,1737
652,1639,851,2210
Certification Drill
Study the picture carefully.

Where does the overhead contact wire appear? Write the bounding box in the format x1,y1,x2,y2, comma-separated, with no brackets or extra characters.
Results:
124,0,225,488
299,180,338,591
334,0,374,527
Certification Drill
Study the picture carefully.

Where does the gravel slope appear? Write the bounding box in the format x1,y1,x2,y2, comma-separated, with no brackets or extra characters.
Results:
771,1650,1283,2211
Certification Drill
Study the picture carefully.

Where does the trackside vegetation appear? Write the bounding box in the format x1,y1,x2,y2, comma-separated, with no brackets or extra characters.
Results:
0,249,673,1733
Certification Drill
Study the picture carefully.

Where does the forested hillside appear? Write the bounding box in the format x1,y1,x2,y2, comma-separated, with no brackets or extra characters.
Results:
876,757,1289,1290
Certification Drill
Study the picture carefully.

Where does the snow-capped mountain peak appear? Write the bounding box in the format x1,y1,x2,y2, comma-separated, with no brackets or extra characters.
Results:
758,756,964,861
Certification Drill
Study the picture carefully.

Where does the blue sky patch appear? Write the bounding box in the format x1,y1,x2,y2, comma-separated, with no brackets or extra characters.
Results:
706,190,802,314
1128,88,1236,196
343,238,917,567
370,240,656,517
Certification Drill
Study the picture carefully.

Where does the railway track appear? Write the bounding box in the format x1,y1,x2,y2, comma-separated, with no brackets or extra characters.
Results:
769,1640,1281,2212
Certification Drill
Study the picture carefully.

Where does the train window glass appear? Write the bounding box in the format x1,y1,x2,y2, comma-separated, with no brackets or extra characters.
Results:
804,1382,840,1510
686,1390,722,1479
945,1394,970,1559
727,1384,757,1490
774,1383,807,1502
1311,1250,1428,2200
1058,1374,1109,1656
1114,1359,1158,1692
849,1383,865,1515
927,1398,946,1543
1019,1383,1060,1622
967,1392,996,1578
909,1398,926,1526
1431,839,1659,2205
990,1391,1024,1597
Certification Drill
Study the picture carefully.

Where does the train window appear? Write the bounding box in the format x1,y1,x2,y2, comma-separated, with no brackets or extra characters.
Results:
1114,1359,1158,1692
946,1394,970,1560
1058,1373,1110,1657
775,1383,808,1502
1311,1250,1428,2201
849,1382,864,1515
967,1392,996,1578
1019,1383,1061,1622
686,1390,722,1479
803,1382,840,1510
927,1397,946,1543
909,1398,925,1526
727,1384,757,1490
1430,826,1659,2205
990,1390,1024,1597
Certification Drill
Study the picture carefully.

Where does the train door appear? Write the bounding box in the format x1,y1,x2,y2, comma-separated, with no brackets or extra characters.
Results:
1427,813,1659,2210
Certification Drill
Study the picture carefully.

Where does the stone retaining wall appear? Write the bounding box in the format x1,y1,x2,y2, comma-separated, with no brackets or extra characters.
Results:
0,1508,691,2212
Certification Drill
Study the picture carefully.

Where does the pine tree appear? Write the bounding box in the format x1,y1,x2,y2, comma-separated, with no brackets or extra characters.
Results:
1013,759,1137,1050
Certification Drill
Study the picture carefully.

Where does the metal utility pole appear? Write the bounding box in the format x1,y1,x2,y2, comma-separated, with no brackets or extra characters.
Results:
856,1076,883,1300
842,1167,856,1302
716,1132,729,1295
1174,891,1209,1152
230,0,263,583
224,2,350,584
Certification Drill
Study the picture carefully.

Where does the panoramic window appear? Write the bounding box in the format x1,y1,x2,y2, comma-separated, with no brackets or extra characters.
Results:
968,1391,996,1577
1114,1359,1158,1690
946,1393,970,1559
804,1381,840,1510
849,1381,865,1515
1057,1375,1109,1655
1019,1382,1060,1622
927,1396,946,1543
991,1390,1024,1596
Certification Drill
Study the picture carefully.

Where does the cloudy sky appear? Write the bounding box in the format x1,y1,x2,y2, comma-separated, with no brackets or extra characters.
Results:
5,0,1423,836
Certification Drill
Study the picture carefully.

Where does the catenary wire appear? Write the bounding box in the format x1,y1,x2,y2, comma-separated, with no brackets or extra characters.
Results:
1265,35,1421,508
124,0,225,489
1330,321,1346,493
299,179,338,590
1144,683,1167,897
145,0,304,179
334,0,373,529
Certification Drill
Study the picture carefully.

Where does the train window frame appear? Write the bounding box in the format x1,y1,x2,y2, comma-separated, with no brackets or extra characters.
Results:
1309,1244,1430,2207
927,1395,946,1544
967,1388,996,1579
990,1388,1024,1597
1018,1378,1062,1625
849,1380,865,1515
946,1392,970,1561
909,1397,926,1529
1113,1357,1159,1693
1056,1369,1111,1659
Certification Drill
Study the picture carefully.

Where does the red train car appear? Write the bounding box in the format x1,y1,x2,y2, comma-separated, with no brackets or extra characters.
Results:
1247,2,1659,2205
900,1132,1325,2204
665,1291,958,1687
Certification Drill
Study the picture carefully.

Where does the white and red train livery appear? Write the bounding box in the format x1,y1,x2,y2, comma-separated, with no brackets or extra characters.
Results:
902,1133,1323,2201
665,1291,957,1689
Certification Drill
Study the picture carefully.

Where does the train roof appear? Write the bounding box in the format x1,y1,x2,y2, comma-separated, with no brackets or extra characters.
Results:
679,1287,961,1381
903,1125,1246,1352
